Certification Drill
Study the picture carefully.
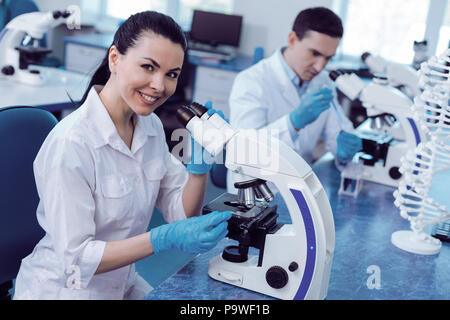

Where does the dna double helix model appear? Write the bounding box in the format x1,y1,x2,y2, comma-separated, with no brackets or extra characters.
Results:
391,49,450,255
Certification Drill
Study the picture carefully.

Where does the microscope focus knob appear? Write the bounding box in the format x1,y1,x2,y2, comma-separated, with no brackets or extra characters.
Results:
1,65,14,76
266,266,288,289
288,262,299,272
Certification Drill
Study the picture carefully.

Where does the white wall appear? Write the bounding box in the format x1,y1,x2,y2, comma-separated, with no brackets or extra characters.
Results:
233,0,333,57
34,0,336,59
34,0,80,12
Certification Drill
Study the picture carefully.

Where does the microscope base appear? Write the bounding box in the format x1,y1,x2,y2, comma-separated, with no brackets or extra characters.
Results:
359,141,410,188
208,224,330,300
208,254,297,300
360,165,400,188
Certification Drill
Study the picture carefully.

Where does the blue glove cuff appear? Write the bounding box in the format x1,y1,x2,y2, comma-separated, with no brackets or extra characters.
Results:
150,211,232,255
185,134,214,174
186,162,213,175
289,110,305,130
186,140,213,174
150,224,169,254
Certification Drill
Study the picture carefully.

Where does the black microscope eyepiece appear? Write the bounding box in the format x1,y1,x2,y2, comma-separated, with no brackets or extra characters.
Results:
62,10,72,18
189,102,209,118
329,70,343,81
176,106,196,127
361,52,371,62
52,11,62,19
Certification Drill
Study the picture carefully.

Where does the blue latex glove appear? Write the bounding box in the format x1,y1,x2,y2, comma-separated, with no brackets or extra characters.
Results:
150,211,232,254
289,87,334,130
185,136,214,174
336,131,362,163
185,101,227,174
206,107,228,122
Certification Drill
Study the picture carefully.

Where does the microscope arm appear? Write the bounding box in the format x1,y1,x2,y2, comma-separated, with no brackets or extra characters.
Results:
6,10,72,40
362,52,421,98
226,131,335,299
330,70,422,147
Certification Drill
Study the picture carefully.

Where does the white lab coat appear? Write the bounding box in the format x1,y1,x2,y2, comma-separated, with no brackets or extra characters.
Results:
226,49,353,193
13,85,188,300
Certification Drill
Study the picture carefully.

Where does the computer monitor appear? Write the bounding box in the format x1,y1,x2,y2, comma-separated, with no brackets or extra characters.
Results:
189,10,243,47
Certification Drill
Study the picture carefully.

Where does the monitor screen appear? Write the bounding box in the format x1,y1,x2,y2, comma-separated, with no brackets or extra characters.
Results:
189,10,243,47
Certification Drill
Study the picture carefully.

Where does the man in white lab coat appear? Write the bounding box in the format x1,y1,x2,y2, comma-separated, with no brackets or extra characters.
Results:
227,7,361,193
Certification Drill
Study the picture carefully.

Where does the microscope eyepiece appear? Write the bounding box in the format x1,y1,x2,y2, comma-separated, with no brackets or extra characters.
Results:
361,52,371,62
176,106,196,127
329,70,342,81
52,11,62,19
189,102,209,118
62,11,72,18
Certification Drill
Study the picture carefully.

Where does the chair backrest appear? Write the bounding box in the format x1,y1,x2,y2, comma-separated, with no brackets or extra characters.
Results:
3,0,39,28
0,106,57,284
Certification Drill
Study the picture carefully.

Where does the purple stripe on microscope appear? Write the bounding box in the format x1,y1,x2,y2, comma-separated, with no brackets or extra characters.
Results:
290,189,316,300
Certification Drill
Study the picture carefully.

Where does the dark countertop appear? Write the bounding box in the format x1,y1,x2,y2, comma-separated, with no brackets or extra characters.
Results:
145,154,450,300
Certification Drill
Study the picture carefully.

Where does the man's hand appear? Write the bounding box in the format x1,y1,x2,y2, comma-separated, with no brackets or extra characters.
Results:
289,87,333,130
336,131,362,163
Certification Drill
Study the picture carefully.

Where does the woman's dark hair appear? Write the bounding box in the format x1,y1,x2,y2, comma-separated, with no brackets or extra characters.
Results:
77,11,187,106
293,7,343,40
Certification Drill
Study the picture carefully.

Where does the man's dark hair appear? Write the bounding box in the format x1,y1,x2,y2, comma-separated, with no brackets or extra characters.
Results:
293,7,343,40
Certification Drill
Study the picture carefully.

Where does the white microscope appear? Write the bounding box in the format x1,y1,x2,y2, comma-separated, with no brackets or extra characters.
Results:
0,9,73,85
361,52,421,99
329,70,426,188
176,102,335,300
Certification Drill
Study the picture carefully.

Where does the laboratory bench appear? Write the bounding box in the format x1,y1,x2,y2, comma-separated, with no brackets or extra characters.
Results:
145,154,450,300
0,65,87,112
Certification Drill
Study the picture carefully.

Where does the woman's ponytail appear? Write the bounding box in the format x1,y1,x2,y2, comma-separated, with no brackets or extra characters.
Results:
77,53,110,106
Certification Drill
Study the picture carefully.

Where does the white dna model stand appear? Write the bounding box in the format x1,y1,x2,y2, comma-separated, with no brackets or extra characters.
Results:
391,49,450,255
176,103,335,300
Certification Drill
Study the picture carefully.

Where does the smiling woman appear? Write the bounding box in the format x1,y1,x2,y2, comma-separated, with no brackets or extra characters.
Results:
100,32,184,124
13,10,232,300
79,11,187,149
78,11,187,107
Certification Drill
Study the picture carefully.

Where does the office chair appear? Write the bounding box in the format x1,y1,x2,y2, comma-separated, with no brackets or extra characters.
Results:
0,106,58,300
